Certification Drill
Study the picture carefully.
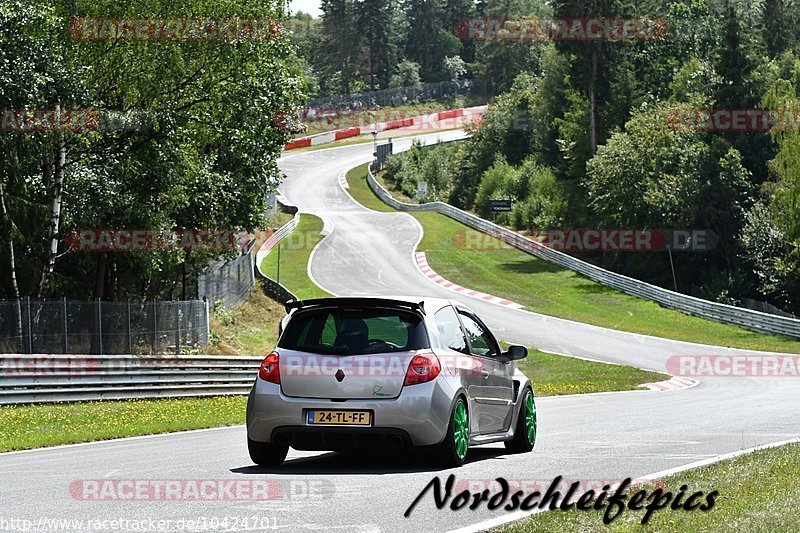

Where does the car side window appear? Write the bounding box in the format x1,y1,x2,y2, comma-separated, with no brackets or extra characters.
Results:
458,313,499,357
433,306,469,354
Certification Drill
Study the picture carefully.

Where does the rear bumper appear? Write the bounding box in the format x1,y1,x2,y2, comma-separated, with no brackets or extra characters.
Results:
271,426,412,451
246,377,455,447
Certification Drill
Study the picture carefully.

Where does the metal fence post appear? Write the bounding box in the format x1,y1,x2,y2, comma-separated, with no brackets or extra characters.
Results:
126,300,133,354
151,300,158,355
95,298,103,355
25,296,32,354
175,303,181,355
61,297,68,354
204,297,210,346
192,300,199,347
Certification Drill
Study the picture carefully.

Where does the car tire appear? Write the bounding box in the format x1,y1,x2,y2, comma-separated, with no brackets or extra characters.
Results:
248,437,289,467
434,397,470,467
505,388,536,454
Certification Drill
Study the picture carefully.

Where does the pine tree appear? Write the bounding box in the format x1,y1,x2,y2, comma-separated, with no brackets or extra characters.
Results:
763,0,788,57
357,0,398,90
716,0,754,109
321,0,360,93
404,0,444,81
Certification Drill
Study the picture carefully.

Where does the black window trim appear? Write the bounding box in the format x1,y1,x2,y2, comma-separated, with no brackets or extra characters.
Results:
455,307,502,360
433,303,470,354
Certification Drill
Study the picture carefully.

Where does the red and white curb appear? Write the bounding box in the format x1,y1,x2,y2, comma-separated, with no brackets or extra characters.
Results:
283,105,487,151
338,171,349,190
415,252,523,309
642,375,698,391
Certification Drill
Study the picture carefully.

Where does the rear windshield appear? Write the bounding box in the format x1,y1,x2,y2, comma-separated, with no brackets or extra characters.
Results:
279,307,429,355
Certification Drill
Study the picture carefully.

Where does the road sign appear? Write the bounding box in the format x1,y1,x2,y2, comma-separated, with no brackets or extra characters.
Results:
417,181,428,198
487,199,513,212
376,141,393,169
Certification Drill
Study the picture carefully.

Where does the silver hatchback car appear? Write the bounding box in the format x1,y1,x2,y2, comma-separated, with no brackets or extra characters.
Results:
246,297,537,467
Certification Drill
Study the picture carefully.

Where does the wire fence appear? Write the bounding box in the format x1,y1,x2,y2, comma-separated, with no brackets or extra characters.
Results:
0,298,209,355
197,250,256,309
306,79,492,114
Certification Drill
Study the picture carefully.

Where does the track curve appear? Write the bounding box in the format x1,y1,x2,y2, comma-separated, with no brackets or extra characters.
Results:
1,133,798,533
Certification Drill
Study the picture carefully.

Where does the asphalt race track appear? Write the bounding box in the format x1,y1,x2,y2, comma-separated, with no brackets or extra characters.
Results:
2,132,799,533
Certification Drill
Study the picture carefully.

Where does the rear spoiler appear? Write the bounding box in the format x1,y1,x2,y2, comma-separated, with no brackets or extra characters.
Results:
285,297,426,315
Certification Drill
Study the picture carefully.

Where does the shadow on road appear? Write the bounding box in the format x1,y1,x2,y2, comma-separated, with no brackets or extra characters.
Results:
231,447,508,475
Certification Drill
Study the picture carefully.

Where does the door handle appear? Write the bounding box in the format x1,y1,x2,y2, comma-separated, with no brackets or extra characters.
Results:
480,370,490,379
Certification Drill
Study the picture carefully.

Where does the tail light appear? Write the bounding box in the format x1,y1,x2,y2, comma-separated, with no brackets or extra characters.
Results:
259,352,281,384
404,353,441,386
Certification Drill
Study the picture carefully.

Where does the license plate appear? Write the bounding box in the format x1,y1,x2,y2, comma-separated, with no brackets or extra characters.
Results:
306,410,372,426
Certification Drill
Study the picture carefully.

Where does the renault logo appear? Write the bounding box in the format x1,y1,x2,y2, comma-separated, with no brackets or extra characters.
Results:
335,369,345,382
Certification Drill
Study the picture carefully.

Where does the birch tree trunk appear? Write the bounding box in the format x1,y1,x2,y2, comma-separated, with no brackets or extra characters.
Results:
0,175,22,337
37,104,67,298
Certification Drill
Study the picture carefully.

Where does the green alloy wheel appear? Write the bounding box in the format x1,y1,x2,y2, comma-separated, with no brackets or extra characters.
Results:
436,397,470,467
505,388,536,453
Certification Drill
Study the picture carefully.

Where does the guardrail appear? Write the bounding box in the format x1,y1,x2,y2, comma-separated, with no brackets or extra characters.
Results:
0,354,260,405
256,204,300,305
367,164,800,339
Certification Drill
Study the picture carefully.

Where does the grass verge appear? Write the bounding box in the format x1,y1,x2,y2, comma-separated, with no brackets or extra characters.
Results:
258,213,330,300
207,282,284,356
0,348,662,452
518,350,666,397
346,163,800,354
500,441,800,532
0,396,247,452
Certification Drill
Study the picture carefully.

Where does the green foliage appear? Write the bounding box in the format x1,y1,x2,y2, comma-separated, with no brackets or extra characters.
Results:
384,141,460,201
0,0,303,300
390,60,422,89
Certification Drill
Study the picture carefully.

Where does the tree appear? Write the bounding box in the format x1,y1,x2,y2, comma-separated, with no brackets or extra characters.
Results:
404,0,461,81
356,0,398,89
763,0,789,57
321,0,360,93
715,0,756,109
442,55,466,82
390,60,422,88
475,0,547,92
0,0,305,304
553,0,626,154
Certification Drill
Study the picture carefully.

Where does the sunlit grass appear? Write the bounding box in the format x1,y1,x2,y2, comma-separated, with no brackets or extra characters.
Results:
519,350,666,397
501,442,800,531
258,213,330,300
0,396,247,452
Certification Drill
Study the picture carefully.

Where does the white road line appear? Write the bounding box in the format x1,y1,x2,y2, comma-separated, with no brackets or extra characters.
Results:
447,436,800,533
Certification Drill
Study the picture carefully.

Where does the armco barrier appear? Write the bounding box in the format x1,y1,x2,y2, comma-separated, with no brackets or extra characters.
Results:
366,165,800,339
256,206,299,305
0,354,260,405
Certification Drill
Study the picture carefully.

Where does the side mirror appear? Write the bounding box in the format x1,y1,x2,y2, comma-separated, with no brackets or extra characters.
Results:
503,345,528,362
